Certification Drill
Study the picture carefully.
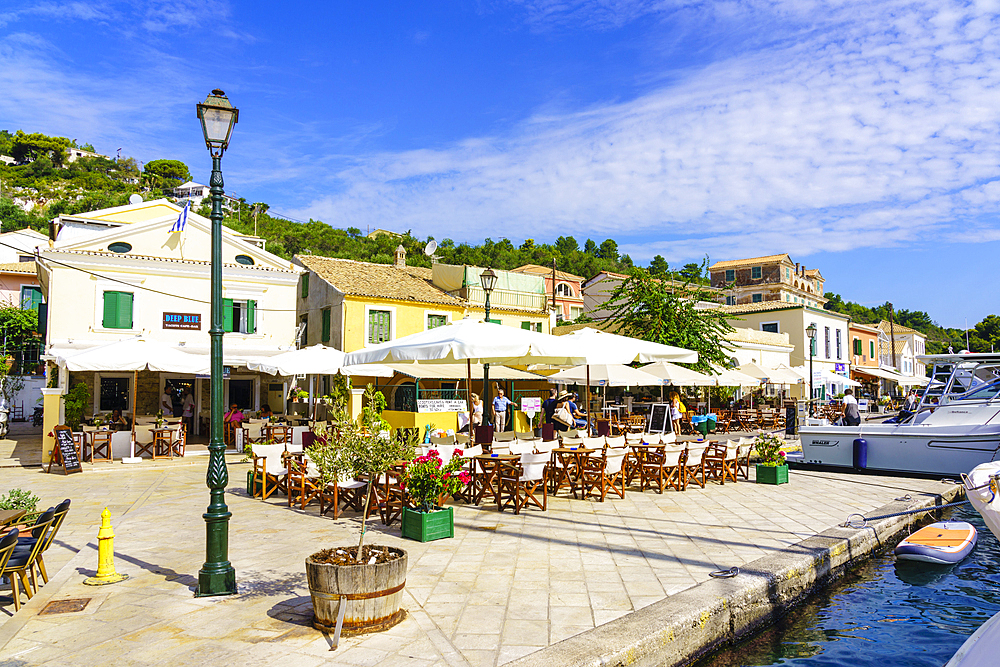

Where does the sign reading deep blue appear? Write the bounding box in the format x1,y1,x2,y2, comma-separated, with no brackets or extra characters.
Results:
163,313,201,330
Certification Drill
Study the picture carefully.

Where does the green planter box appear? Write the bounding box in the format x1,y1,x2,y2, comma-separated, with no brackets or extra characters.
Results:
401,507,454,542
246,470,262,497
756,464,789,485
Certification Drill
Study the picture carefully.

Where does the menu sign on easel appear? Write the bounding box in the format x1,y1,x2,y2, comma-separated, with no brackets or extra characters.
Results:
648,403,670,434
50,426,82,474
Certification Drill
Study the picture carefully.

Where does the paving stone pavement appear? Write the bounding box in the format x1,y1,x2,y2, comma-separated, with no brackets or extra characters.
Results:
0,459,953,666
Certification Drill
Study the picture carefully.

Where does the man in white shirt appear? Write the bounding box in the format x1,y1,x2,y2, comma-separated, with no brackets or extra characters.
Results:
161,384,175,416
842,389,861,426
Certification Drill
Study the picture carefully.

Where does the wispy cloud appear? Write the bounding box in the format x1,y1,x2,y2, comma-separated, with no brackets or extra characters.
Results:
289,0,1000,261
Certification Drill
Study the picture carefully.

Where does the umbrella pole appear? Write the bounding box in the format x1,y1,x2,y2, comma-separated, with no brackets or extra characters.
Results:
586,365,591,435
466,360,473,431
130,369,137,460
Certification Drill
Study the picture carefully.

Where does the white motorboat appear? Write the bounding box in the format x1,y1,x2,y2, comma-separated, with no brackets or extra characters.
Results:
798,353,1000,476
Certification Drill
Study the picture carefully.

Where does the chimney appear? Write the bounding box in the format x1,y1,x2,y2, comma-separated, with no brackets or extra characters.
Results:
795,262,800,276
394,245,406,268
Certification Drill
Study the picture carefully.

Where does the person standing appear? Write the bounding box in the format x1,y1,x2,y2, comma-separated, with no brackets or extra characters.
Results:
669,391,683,435
542,388,558,425
181,387,195,435
842,389,861,426
470,393,483,430
492,387,513,432
160,384,174,416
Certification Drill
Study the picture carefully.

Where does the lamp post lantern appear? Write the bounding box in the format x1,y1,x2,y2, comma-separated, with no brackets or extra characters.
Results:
195,89,238,597
480,268,497,429
806,323,817,418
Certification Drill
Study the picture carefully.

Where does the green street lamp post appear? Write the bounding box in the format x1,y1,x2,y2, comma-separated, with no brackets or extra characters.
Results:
195,89,239,597
480,268,497,429
806,322,817,418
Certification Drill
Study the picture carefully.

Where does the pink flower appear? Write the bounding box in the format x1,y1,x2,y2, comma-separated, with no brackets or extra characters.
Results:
428,449,439,457
454,447,464,457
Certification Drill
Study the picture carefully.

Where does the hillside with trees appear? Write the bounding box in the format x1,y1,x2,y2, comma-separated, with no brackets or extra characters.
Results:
823,293,970,355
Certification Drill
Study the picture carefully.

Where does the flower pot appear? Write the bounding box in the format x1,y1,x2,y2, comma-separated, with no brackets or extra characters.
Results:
756,464,789,485
306,546,407,635
401,506,454,542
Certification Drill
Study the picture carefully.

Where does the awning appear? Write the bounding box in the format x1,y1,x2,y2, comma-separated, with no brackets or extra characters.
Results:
384,363,541,381
852,366,929,385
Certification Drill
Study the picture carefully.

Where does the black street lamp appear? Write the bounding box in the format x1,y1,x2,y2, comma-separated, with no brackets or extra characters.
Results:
195,89,238,598
480,268,497,429
806,322,817,417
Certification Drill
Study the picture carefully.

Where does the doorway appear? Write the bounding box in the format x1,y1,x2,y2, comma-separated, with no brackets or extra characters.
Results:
228,379,254,412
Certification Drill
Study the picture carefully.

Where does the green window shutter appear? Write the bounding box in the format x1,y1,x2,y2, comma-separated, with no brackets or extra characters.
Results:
810,338,817,356
535,323,542,332
119,292,133,329
223,298,234,333
369,310,391,344
301,273,309,299
37,303,47,337
870,341,875,359
487,318,501,325
103,291,118,328
32,288,43,311
247,300,257,334
321,308,331,342
521,321,531,330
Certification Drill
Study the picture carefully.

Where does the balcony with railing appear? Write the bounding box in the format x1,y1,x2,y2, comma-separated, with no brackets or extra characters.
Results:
464,284,548,312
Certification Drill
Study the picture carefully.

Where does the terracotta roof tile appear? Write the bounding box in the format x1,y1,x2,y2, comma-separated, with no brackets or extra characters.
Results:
720,301,848,318
877,320,922,337
709,254,791,270
511,264,584,283
0,262,37,275
295,255,464,306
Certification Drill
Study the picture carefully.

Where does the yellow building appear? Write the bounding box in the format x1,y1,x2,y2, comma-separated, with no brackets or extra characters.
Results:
293,247,552,431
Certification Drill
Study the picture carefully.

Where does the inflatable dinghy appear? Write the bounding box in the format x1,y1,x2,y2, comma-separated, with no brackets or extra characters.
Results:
894,521,977,565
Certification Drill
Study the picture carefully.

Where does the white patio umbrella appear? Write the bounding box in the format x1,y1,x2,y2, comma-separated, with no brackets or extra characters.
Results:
641,361,717,386
712,367,763,387
559,327,699,364
246,345,394,378
54,337,207,374
546,364,664,387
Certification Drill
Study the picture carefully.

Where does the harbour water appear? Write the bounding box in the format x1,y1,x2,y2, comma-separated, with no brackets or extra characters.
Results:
697,505,1000,667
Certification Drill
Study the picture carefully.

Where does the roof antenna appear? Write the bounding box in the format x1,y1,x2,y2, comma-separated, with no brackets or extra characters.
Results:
424,240,438,263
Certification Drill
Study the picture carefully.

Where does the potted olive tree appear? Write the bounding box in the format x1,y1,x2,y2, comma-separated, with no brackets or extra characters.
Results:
754,432,789,485
305,385,415,635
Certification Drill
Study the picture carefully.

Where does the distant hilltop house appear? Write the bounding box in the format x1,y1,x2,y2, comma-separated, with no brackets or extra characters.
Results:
0,155,15,166
170,181,239,210
366,229,402,239
709,254,825,308
65,147,111,163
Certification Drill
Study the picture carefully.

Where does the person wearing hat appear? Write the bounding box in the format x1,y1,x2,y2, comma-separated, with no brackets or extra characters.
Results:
568,392,588,429
552,390,574,432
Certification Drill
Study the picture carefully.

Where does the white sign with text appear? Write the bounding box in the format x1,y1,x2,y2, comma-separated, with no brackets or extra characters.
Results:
417,399,468,413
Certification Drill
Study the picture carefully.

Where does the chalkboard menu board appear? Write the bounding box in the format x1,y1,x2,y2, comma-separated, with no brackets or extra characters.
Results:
784,406,797,437
648,403,670,433
50,426,82,475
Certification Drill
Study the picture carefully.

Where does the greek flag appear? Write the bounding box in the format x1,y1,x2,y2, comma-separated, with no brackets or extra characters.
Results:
170,202,189,234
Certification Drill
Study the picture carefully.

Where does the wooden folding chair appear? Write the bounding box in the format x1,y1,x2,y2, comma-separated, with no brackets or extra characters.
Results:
251,444,289,499
736,437,755,480
580,447,628,501
704,441,739,484
287,453,321,510
638,445,686,493
133,425,155,459
498,452,548,514
683,445,709,488
2,513,53,608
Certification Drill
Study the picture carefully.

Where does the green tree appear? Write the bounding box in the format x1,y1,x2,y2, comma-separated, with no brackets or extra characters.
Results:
598,239,618,261
648,255,669,276
583,239,597,255
10,131,72,166
678,262,702,282
604,268,734,372
969,315,1000,352
143,159,191,188
555,235,578,255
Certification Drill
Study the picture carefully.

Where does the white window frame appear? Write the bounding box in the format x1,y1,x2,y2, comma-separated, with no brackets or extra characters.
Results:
225,374,260,413
752,293,763,303
555,282,575,297
423,309,452,331
365,304,396,347
94,372,133,415
759,321,780,334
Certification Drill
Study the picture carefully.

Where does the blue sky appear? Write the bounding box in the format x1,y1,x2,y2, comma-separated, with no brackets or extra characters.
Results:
1,0,999,328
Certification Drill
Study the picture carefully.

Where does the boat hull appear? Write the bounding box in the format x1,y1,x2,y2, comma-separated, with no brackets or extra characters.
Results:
799,423,1000,476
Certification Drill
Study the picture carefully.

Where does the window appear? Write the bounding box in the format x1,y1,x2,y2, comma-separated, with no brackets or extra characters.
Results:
785,267,790,279
369,309,391,344
20,286,42,312
298,314,308,347
223,299,257,334
235,254,255,265
321,308,331,343
836,329,842,359
725,269,735,283
99,376,130,411
555,283,574,297
301,273,309,299
108,242,132,253
725,296,735,305
853,338,863,356
102,291,133,329
18,255,33,263
569,306,584,320
751,266,762,280
521,321,542,332
761,322,778,333
870,340,875,359
752,293,763,303
824,327,831,358
427,314,447,330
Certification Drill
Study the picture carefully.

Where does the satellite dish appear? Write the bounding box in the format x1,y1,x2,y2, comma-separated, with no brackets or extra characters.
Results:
128,194,143,205
424,240,438,257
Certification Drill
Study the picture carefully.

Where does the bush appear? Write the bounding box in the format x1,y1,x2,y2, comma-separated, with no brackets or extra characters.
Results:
754,432,787,467
0,488,40,512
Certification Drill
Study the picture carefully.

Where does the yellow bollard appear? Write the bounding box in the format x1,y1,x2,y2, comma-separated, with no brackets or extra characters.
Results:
83,508,129,586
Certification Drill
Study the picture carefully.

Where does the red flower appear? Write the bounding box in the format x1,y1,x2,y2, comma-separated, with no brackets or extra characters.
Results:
428,449,439,457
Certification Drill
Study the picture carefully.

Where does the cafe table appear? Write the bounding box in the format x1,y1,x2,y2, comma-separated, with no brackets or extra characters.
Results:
550,447,597,498
472,453,519,506
152,427,181,459
87,428,113,462
0,509,26,527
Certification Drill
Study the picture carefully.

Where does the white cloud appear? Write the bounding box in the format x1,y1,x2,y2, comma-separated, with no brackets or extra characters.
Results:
290,0,1000,262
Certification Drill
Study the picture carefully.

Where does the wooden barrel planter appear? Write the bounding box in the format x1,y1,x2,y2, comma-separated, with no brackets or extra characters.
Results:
306,546,407,635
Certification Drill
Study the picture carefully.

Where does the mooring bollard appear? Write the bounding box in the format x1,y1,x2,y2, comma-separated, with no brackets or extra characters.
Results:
83,507,129,586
